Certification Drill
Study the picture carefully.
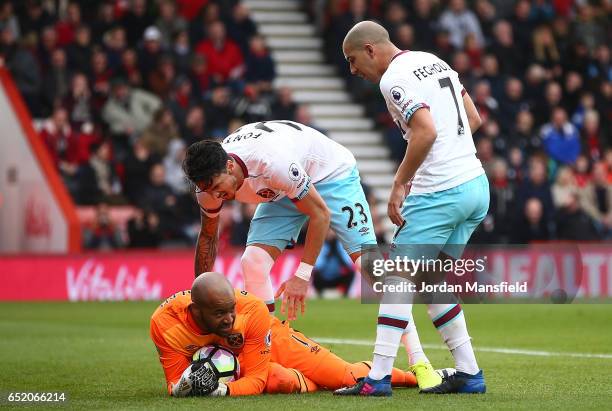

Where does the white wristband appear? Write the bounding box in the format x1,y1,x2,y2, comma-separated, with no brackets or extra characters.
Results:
294,262,313,282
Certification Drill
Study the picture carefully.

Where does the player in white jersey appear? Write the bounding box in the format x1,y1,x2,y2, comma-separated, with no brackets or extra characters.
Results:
335,21,488,396
182,120,379,321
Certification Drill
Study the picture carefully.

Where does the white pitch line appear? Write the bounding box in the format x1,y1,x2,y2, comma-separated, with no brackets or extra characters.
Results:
313,337,612,360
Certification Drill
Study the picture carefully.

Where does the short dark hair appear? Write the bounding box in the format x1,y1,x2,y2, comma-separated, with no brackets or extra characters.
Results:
182,140,229,189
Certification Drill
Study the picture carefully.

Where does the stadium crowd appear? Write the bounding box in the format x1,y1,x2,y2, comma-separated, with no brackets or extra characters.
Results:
0,0,610,252
313,0,611,242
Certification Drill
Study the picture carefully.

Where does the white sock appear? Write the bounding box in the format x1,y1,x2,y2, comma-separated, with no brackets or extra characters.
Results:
428,304,479,374
370,299,412,380
401,312,429,366
241,246,275,313
369,354,396,380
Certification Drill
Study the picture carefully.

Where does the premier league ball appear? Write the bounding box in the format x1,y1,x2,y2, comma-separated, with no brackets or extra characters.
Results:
192,345,240,383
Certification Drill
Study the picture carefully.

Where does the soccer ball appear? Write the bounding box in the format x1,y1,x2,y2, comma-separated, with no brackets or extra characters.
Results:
192,345,240,383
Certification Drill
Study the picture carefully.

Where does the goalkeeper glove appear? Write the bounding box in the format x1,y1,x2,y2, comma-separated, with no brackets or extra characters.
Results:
172,361,228,397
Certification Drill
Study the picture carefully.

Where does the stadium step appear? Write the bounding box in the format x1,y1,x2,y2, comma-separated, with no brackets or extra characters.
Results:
258,24,316,37
274,77,344,90
266,36,324,49
355,159,396,174
245,0,301,11
272,50,325,64
251,11,307,23
315,118,374,131
276,64,336,77
350,145,389,158
328,131,383,145
293,90,351,103
309,104,363,117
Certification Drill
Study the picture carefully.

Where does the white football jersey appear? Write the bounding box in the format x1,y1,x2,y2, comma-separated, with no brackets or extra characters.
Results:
197,121,356,213
380,50,484,194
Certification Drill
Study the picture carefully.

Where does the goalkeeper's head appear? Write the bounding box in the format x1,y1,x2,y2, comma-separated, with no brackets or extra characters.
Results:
189,272,236,337
183,140,243,201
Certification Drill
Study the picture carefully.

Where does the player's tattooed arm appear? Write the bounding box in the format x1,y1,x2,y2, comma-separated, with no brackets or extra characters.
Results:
194,212,220,277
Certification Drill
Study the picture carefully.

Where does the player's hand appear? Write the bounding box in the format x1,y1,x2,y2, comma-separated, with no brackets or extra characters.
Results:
275,275,308,321
388,182,407,226
188,361,220,396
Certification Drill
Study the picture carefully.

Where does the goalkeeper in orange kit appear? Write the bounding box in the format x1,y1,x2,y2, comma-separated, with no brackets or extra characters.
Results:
150,272,417,396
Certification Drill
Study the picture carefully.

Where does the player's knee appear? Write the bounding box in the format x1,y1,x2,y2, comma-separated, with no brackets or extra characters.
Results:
265,363,296,394
241,246,273,279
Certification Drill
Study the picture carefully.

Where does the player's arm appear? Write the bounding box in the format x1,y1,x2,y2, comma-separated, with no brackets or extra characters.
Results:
194,193,223,276
226,302,272,396
150,320,192,396
388,108,437,226
276,185,330,320
462,91,482,134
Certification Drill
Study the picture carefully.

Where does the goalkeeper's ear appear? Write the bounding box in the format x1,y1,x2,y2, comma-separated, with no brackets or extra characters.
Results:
171,364,196,397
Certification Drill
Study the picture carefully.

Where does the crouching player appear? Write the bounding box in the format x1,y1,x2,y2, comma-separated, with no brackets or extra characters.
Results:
151,272,417,396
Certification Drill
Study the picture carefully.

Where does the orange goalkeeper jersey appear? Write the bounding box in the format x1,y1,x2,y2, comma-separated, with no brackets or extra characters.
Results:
150,289,271,396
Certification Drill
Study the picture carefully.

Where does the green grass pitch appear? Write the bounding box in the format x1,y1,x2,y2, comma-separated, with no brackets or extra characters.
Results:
1,300,611,410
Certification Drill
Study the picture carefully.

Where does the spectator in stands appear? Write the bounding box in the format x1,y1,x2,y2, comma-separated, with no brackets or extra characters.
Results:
127,208,162,248
188,1,221,45
42,48,71,110
556,191,600,241
473,0,496,40
139,107,179,156
472,80,498,124
487,20,524,76
204,86,233,136
77,141,122,205
381,1,407,38
581,109,603,160
517,156,555,226
244,34,275,93
531,25,562,78
563,71,583,114
533,81,563,126
509,0,534,51
55,1,81,47
0,0,19,39
172,29,192,75
167,75,198,128
155,0,187,49
406,0,437,51
541,107,581,165
83,202,123,250
89,47,113,109
225,2,257,54
147,54,177,99
498,77,528,134
141,162,180,238
117,48,143,88
312,230,355,298
233,84,272,123
37,25,58,71
62,72,93,128
454,51,479,91
573,3,606,53
271,86,297,121
182,105,207,146
124,138,159,204
476,136,498,175
122,0,153,45
17,0,53,37
195,20,244,86
327,0,370,77
66,24,92,75
488,158,516,243
138,26,166,87
513,197,551,243
579,162,612,238
574,154,592,188
188,53,212,96
163,138,188,195
551,166,578,209
438,0,484,50
102,77,161,140
91,1,115,44
393,23,416,52
480,54,504,100
0,25,41,116
509,110,541,156
103,26,128,71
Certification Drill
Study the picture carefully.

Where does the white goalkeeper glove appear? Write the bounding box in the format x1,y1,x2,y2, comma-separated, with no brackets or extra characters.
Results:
172,361,228,397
